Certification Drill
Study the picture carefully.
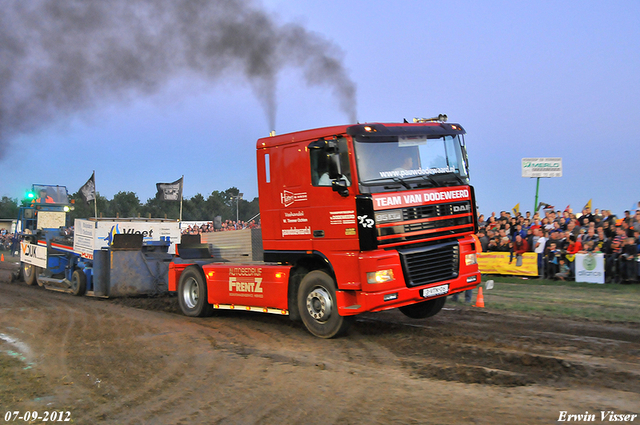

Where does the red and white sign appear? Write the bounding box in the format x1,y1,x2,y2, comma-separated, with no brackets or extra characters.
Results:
280,190,308,207
372,186,470,210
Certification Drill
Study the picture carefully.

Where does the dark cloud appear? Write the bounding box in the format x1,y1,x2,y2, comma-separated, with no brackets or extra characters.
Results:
0,0,357,157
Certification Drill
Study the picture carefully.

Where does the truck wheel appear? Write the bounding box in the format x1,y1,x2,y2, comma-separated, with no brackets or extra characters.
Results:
399,296,446,319
22,263,37,286
178,266,214,317
71,270,87,296
298,270,353,338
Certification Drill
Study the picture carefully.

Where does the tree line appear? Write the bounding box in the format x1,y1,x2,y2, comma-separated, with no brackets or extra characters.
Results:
0,187,260,223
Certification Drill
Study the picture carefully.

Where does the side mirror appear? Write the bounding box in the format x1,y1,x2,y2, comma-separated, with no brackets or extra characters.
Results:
460,142,470,178
332,180,349,197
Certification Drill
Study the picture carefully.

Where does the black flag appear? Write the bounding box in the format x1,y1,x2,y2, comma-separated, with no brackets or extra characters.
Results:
79,172,96,204
156,177,183,201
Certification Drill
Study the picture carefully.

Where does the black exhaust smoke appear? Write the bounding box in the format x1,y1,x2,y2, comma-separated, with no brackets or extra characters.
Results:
0,0,357,158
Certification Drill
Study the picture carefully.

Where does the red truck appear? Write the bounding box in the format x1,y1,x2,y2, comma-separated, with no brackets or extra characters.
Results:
168,118,480,338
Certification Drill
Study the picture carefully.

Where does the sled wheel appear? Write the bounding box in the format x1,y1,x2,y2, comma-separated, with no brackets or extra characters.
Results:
178,266,214,317
298,270,353,338
399,296,446,319
71,269,87,296
36,267,45,287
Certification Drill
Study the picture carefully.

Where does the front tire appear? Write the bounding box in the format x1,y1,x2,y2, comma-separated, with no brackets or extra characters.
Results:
297,270,353,338
399,296,446,319
22,263,37,286
71,269,87,296
178,266,214,317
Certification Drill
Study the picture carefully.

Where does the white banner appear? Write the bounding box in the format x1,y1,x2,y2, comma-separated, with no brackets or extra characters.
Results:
73,219,97,259
522,158,563,178
73,219,181,258
575,253,605,284
20,241,47,268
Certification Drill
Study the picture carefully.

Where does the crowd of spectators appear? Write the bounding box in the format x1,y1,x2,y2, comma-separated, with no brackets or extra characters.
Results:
0,229,13,251
476,206,640,283
181,219,260,235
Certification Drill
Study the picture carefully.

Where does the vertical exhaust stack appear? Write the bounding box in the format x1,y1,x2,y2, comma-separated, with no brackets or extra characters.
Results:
269,131,276,137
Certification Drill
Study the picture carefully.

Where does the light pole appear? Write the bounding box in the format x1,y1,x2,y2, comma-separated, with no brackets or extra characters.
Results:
235,193,243,229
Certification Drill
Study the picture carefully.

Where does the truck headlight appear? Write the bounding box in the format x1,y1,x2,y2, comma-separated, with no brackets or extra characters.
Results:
367,269,395,284
465,253,477,266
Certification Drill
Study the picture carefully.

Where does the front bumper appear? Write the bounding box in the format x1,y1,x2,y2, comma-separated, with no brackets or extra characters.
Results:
336,269,480,315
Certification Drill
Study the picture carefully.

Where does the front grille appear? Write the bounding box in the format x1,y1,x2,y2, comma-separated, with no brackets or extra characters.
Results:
404,216,472,233
399,241,459,287
403,201,470,221
377,200,474,246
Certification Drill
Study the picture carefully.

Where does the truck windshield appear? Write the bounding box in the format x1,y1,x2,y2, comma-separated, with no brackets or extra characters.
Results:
354,135,469,188
32,185,70,205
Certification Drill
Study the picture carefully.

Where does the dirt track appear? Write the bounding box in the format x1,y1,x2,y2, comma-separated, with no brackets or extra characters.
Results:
1,261,639,424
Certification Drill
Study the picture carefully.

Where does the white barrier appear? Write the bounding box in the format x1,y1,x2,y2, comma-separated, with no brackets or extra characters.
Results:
574,253,605,284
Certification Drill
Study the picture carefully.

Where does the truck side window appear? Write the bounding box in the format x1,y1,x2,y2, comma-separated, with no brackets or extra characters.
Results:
310,138,351,187
264,153,271,183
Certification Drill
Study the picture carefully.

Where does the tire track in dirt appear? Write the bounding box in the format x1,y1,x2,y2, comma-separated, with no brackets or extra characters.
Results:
3,277,640,424
68,309,206,423
352,309,640,392
91,312,414,424
80,291,640,396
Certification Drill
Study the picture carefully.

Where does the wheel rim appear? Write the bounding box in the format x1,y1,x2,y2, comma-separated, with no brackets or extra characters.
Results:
23,264,33,278
182,277,200,309
306,287,333,322
71,274,78,291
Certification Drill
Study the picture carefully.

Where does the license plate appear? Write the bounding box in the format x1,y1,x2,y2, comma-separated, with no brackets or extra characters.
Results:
421,284,449,298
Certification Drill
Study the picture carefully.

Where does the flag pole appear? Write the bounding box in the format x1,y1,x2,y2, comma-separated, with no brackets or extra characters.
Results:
533,177,540,213
93,170,98,219
179,175,183,222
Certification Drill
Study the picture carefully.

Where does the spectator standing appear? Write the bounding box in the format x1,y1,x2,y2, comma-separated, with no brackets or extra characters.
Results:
605,227,626,282
564,234,582,278
581,227,599,246
512,234,529,266
497,236,511,252
487,237,499,252
451,288,473,303
631,211,640,232
594,209,603,222
581,207,595,223
477,228,489,252
534,229,547,278
618,237,638,283
545,241,560,278
596,227,607,251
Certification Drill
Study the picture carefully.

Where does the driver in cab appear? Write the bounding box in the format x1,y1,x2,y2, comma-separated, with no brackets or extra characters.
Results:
34,189,54,204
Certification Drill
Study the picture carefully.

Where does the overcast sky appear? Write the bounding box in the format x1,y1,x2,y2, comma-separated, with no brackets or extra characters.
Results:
2,0,639,217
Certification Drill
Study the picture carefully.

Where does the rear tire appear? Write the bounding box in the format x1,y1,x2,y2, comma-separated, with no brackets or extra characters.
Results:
297,270,353,338
36,267,45,287
178,266,214,317
399,296,446,319
22,263,37,286
71,269,87,296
